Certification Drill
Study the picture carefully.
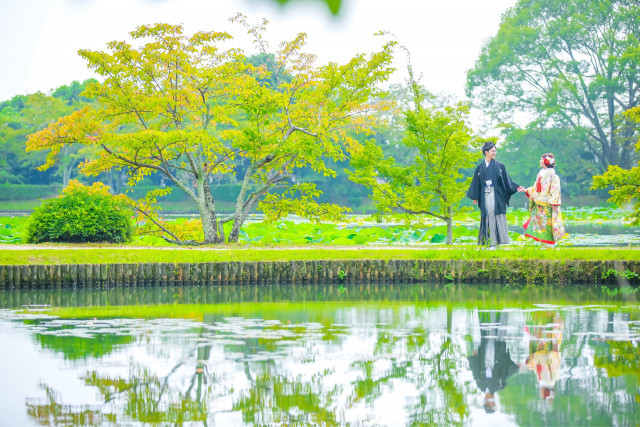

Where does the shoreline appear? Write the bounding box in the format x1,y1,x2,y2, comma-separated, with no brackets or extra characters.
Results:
1,258,638,288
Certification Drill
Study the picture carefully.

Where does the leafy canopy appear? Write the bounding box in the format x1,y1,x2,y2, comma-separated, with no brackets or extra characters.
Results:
592,106,640,224
467,0,640,170
26,19,396,244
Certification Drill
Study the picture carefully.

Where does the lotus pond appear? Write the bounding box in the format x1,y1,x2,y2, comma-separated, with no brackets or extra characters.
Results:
1,207,640,246
1,284,639,426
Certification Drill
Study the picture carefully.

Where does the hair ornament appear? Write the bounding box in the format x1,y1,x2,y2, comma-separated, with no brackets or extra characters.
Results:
543,156,555,166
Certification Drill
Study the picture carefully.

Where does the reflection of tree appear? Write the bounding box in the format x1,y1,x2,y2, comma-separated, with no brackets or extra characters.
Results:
27,385,115,426
18,295,640,425
408,305,470,425
348,305,471,425
595,341,640,380
27,328,215,425
34,333,133,360
84,366,209,423
594,340,640,405
349,359,409,405
233,368,338,424
27,365,211,425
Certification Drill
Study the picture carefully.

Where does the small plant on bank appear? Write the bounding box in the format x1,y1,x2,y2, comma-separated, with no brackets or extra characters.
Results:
26,180,133,244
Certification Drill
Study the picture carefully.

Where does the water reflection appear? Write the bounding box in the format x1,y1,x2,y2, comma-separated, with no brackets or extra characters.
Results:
468,312,519,414
0,285,639,426
524,312,563,403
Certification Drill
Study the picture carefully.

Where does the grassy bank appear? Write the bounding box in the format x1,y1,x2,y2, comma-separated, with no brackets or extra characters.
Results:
1,246,639,265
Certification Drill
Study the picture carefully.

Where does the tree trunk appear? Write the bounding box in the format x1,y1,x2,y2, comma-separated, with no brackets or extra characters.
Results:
199,180,223,244
228,165,255,243
445,207,453,245
199,206,222,244
62,165,72,188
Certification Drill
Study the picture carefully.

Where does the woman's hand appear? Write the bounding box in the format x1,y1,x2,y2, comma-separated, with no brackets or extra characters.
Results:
472,200,478,205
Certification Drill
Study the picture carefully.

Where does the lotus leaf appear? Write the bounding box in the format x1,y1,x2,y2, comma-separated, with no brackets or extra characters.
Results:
430,233,446,243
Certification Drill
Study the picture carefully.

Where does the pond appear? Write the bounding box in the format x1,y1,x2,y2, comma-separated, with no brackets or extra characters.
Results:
0,284,638,426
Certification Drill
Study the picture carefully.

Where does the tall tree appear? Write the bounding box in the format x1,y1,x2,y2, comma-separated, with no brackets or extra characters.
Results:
349,67,478,244
467,0,640,171
592,106,640,224
27,19,395,244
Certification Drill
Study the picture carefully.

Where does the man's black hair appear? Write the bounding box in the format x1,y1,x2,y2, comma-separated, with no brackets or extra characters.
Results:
482,141,496,155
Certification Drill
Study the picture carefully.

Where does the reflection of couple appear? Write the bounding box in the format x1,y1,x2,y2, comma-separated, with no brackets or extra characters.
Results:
469,311,565,413
467,312,519,413
466,141,567,247
524,315,564,402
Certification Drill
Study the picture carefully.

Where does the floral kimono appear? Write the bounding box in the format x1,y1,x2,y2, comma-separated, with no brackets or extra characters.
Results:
523,168,567,244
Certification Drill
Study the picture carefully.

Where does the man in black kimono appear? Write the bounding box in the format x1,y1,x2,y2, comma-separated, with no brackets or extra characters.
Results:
467,142,524,247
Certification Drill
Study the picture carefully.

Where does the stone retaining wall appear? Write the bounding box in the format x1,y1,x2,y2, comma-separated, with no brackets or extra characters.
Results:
0,259,638,288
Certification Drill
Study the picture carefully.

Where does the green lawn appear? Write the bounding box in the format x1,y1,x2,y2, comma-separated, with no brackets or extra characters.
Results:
1,246,638,265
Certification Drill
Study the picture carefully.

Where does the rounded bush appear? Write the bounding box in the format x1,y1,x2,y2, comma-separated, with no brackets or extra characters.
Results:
26,180,133,243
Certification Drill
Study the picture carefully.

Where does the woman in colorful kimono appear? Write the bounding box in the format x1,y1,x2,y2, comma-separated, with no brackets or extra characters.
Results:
523,153,567,245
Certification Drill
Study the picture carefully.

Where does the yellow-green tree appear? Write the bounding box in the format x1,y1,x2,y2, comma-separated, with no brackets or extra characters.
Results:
348,66,478,245
27,18,395,244
592,106,640,224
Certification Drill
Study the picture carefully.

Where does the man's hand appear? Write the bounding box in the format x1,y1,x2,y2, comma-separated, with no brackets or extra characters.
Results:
517,186,526,192
472,200,478,205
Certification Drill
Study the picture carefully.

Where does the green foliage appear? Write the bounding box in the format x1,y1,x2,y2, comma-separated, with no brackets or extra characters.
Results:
26,181,133,243
0,81,95,186
26,20,396,245
349,66,479,244
467,0,640,171
497,126,603,202
51,79,98,106
274,0,342,15
592,107,640,224
2,205,635,248
236,221,480,246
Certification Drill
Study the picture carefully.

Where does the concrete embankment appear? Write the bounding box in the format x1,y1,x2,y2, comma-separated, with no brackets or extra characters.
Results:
0,259,638,288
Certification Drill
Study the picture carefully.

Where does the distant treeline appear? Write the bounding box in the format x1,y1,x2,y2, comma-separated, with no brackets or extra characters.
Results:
0,181,372,209
0,76,613,209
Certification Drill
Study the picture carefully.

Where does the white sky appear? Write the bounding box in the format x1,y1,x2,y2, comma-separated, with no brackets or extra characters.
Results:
0,0,517,103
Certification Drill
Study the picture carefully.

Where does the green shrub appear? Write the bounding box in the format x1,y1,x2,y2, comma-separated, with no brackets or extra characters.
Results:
26,180,133,243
